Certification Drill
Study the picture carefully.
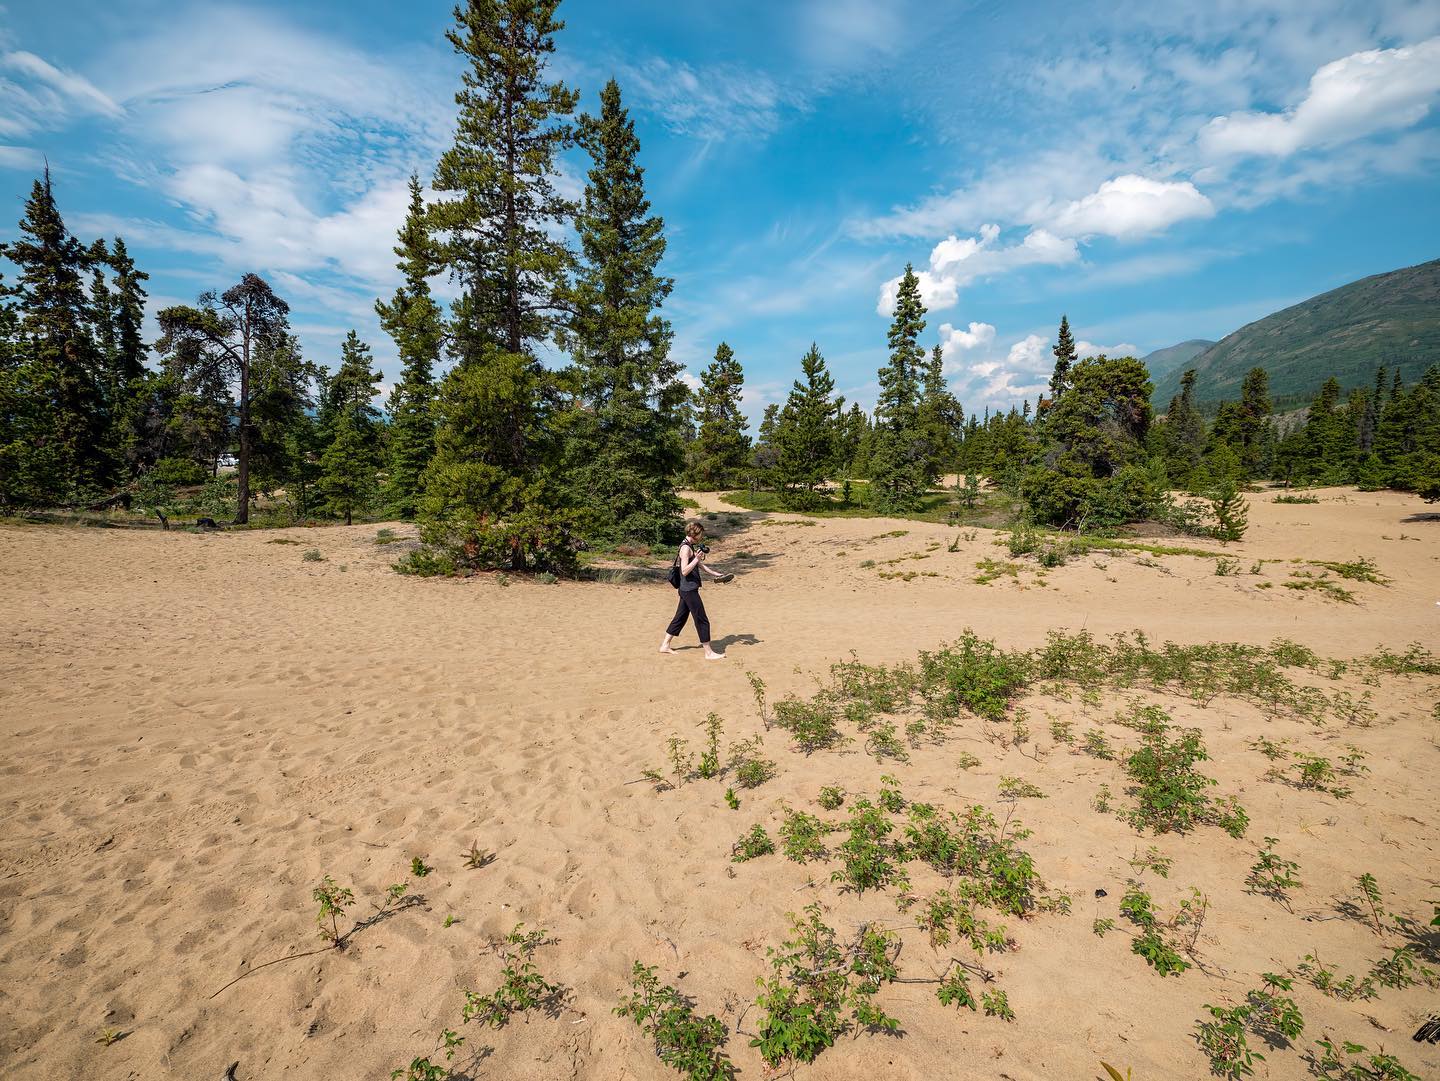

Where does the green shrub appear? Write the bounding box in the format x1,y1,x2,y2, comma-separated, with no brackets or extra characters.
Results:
394,548,459,577
615,962,733,1080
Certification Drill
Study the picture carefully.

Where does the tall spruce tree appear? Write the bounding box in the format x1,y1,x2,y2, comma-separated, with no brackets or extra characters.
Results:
376,175,442,519
156,273,292,523
686,342,750,489
775,342,839,501
319,331,383,524
1048,314,1076,403
420,0,583,570
869,265,929,513
917,342,962,481
562,78,686,544
1161,369,1205,487
4,169,107,496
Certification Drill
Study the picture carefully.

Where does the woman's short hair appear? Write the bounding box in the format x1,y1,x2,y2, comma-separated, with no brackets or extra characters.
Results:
685,520,705,538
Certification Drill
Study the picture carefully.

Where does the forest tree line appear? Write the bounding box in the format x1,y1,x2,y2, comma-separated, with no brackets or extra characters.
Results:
2,0,1436,570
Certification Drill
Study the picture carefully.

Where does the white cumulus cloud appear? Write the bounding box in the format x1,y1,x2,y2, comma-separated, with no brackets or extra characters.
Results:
938,321,997,355
1044,175,1214,239
1074,339,1140,359
876,225,1078,314
1201,37,1440,157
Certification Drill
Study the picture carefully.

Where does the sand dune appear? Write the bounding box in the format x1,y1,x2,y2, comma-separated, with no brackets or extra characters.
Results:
1,488,1437,1080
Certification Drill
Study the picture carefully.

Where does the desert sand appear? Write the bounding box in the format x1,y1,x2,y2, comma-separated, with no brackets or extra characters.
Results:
1,488,1437,1081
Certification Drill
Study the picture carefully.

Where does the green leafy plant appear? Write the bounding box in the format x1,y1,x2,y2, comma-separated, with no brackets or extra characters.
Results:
667,737,694,788
779,807,830,863
1118,881,1195,977
1296,953,1375,1001
410,857,433,878
1310,1035,1422,1081
303,548,325,562
1127,846,1173,879
830,798,906,893
461,925,560,1028
817,785,845,810
697,713,723,779
981,989,1014,1021
1245,838,1301,909
1123,718,1246,837
731,824,775,862
724,787,739,810
749,905,899,1068
615,962,734,1080
728,737,775,788
744,670,768,727
997,776,1045,801
1082,728,1115,759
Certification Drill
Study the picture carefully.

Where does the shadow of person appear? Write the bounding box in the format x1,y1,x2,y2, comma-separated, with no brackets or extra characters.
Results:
714,633,761,651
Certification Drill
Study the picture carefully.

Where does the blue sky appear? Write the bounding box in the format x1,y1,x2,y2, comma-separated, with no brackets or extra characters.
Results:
3,0,1439,422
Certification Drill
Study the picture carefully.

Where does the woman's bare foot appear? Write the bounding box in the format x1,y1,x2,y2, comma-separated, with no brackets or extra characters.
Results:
659,635,676,654
704,650,726,661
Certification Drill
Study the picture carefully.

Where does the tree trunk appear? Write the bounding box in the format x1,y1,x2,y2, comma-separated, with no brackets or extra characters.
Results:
234,319,251,524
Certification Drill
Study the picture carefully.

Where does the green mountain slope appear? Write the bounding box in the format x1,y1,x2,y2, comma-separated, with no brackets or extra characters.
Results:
1142,339,1215,383
1151,258,1440,405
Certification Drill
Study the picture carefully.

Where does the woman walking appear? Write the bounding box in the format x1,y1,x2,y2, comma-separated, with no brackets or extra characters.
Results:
660,521,731,660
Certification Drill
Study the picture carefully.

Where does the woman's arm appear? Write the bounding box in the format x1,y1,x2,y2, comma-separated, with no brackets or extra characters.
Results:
679,543,701,575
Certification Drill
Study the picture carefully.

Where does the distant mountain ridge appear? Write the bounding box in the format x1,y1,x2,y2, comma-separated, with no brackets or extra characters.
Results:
1142,340,1215,382
1150,258,1440,405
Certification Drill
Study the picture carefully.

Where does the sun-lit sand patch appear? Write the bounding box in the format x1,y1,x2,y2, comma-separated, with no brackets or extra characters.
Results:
1,488,1437,1080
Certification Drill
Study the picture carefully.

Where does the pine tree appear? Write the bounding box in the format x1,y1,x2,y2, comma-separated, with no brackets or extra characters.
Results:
1235,366,1272,476
375,175,442,519
4,169,107,497
561,78,686,544
1161,369,1205,487
751,402,781,490
686,342,750,489
869,265,929,513
105,236,151,473
917,343,962,481
319,331,383,524
156,273,292,523
249,331,321,501
775,342,840,502
1048,314,1076,403
420,0,583,570
838,402,866,475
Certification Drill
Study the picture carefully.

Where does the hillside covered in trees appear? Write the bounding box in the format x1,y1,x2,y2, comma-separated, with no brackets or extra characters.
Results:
1152,258,1440,406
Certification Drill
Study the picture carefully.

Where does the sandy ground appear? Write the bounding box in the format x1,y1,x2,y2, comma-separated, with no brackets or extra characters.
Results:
1,487,1437,1081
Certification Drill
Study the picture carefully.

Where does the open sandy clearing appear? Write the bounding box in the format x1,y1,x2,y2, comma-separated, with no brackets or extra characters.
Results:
1,488,1437,1080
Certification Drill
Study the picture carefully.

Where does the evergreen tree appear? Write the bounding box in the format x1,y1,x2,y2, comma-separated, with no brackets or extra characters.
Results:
917,343,962,481
105,236,152,473
319,331,383,524
869,265,929,513
1235,366,1272,476
376,175,443,519
420,0,583,570
1295,377,1350,484
686,341,750,489
838,402,866,475
3,169,107,496
249,331,321,501
1047,314,1076,403
751,402,781,490
561,78,686,544
156,273,292,523
775,342,840,501
1160,369,1205,487
1357,367,1385,456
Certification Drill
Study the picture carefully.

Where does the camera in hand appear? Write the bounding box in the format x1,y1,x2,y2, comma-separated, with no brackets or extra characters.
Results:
696,543,711,554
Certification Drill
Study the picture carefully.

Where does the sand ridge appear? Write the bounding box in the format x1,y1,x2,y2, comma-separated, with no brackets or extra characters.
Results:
1,487,1438,1079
